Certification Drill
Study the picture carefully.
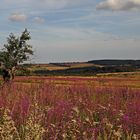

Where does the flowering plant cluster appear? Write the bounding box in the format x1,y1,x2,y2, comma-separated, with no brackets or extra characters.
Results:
0,76,139,139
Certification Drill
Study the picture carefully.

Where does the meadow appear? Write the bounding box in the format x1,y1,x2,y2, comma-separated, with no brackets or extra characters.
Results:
0,73,140,140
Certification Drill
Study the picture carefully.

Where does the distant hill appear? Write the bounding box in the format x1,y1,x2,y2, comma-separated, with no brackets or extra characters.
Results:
25,59,140,76
1,59,140,76
88,60,140,66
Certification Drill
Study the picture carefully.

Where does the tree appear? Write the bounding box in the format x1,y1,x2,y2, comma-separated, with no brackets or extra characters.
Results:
0,29,33,81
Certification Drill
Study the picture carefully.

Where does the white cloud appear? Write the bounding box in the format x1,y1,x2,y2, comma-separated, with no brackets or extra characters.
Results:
9,13,27,22
96,0,140,11
33,17,45,23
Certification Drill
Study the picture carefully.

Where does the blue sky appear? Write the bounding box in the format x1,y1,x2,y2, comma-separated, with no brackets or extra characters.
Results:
0,0,140,63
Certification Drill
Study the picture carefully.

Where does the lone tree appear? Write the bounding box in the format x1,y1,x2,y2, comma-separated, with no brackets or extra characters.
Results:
0,29,33,81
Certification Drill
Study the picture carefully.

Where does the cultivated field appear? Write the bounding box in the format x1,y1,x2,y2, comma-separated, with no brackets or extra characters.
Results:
0,73,140,139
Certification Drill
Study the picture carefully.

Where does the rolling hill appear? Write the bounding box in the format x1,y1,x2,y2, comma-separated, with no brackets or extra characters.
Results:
20,59,140,76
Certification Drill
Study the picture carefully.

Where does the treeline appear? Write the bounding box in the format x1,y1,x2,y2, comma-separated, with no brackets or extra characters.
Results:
0,66,139,76
32,65,139,76
88,60,140,66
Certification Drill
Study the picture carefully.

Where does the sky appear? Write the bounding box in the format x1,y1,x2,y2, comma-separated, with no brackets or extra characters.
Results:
0,0,140,63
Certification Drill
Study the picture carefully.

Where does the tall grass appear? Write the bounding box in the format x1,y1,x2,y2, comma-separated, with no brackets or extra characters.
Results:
0,76,139,139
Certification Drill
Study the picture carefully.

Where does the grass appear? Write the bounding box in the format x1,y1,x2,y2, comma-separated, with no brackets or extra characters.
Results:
0,73,139,139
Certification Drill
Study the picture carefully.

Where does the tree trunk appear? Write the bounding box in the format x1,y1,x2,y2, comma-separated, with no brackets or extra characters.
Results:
9,67,16,80
10,70,15,80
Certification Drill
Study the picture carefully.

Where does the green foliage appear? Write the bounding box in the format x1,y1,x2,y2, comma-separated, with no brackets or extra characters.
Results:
0,29,33,69
16,68,31,76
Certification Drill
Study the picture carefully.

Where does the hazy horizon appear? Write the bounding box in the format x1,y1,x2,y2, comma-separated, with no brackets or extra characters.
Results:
29,58,140,64
1,0,140,63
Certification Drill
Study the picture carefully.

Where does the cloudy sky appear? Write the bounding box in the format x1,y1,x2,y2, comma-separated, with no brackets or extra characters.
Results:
0,0,140,63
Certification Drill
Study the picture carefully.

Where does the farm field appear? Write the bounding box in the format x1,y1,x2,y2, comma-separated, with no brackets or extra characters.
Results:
27,62,101,71
0,73,140,140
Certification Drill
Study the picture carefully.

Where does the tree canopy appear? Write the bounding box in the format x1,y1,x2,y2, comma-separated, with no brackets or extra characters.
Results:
0,29,33,69
0,29,33,81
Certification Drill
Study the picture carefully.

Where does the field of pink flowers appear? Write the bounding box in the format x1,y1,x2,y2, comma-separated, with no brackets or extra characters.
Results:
0,75,140,139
